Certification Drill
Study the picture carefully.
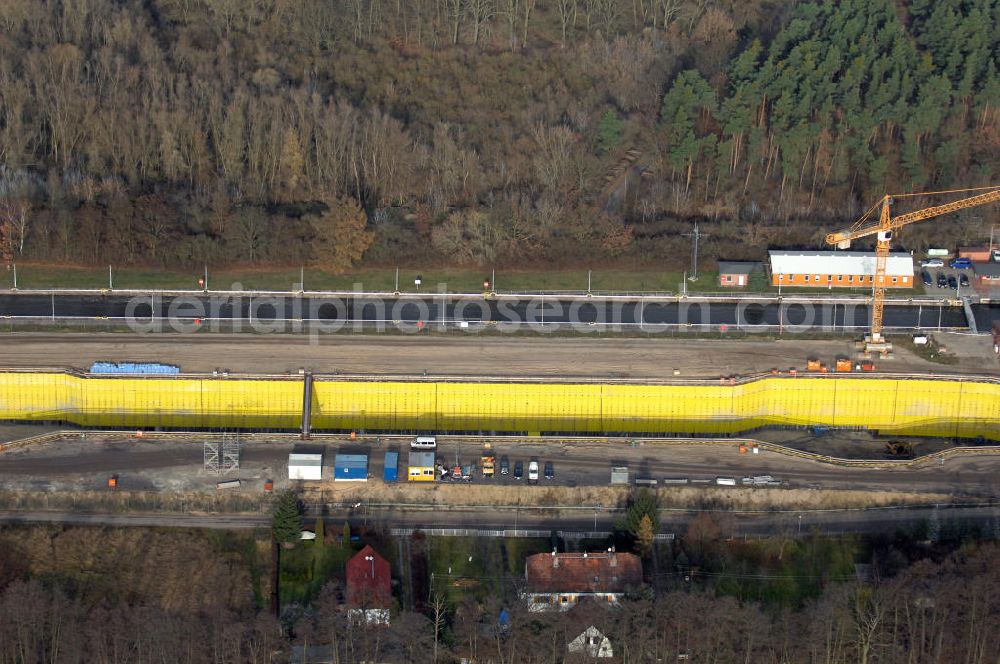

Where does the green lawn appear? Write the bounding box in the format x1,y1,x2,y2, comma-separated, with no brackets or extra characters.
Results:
4,262,932,297
279,531,356,606
7,263,695,292
428,536,552,605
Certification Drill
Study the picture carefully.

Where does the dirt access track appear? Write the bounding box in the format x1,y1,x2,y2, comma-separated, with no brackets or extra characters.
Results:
1,332,997,378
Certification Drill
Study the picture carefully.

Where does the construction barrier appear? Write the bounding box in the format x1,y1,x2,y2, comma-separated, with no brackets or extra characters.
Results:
0,371,997,440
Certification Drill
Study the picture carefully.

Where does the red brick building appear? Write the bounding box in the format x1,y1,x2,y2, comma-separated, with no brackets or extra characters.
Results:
346,545,392,623
523,550,642,612
717,261,760,287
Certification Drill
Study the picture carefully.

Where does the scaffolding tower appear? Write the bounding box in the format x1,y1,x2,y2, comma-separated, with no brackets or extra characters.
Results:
203,433,241,475
203,439,220,475
221,433,241,474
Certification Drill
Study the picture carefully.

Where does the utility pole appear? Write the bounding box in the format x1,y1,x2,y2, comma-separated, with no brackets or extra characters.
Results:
683,223,709,281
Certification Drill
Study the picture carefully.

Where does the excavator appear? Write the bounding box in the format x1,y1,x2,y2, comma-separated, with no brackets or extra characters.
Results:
826,186,1000,356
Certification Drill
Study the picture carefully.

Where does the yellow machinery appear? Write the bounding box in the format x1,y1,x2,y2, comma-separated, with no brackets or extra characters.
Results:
826,186,1000,355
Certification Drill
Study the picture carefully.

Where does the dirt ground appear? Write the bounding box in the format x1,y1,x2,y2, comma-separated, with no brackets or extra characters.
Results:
1,433,997,511
1,331,997,378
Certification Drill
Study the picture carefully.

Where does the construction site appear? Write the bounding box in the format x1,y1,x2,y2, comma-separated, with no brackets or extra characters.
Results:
1,188,999,510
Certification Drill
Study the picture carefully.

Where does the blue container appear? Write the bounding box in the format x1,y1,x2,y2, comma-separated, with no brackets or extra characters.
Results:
334,454,368,481
383,452,399,482
89,361,180,375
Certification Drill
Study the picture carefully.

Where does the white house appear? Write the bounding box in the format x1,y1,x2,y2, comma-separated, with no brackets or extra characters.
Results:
568,626,614,659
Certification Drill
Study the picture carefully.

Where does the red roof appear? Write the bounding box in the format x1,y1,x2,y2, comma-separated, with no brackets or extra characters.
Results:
525,552,642,593
346,545,392,608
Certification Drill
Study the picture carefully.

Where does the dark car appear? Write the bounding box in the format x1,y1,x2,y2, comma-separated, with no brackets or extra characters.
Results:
936,272,947,288
544,461,554,480
960,273,969,287
513,461,523,480
947,275,958,290
921,270,932,286
500,456,509,475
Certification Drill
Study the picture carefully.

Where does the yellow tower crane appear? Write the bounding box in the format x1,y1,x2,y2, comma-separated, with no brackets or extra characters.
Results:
826,186,1000,356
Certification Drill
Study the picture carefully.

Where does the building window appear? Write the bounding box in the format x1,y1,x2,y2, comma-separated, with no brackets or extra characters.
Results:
804,275,810,282
847,275,853,283
778,274,784,281
815,275,821,281
892,276,898,283
837,275,843,282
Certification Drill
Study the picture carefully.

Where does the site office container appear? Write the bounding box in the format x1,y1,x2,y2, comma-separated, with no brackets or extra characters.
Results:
383,451,399,482
334,454,369,481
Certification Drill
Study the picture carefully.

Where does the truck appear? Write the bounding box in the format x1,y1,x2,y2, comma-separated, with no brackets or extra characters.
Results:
610,466,629,485
481,443,495,478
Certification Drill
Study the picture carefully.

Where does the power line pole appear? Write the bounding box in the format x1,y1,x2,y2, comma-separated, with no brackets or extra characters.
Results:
683,222,709,281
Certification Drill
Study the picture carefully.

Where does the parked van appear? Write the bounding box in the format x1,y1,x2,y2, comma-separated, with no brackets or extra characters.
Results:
411,436,437,450
949,257,972,269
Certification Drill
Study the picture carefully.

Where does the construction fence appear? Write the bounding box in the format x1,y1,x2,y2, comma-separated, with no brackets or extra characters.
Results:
0,371,997,439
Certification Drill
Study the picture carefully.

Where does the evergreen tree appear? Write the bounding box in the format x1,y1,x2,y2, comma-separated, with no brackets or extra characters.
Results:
272,490,303,545
596,110,624,154
621,488,659,550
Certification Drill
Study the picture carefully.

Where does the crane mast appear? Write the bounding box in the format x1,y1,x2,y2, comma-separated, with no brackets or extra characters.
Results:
825,187,1000,355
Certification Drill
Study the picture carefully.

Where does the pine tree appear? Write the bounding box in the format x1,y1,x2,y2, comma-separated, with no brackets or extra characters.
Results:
272,490,303,545
314,516,325,548
622,488,659,551
596,110,624,153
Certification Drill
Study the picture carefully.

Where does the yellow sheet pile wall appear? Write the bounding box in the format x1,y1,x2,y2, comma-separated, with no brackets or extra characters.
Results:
0,372,996,439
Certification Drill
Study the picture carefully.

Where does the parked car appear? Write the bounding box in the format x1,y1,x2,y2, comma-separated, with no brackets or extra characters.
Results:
993,249,1000,262
500,456,509,475
544,461,554,480
527,460,539,481
921,270,933,286
513,461,523,480
947,275,958,290
937,272,947,288
960,273,970,287
921,258,944,267
950,257,972,269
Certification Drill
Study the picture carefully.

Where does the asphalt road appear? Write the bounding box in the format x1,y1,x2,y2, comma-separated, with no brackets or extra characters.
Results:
0,292,988,333
2,504,997,538
3,437,999,497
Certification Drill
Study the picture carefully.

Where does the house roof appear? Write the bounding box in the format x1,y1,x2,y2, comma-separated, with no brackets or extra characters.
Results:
717,261,760,275
288,453,322,467
346,545,392,609
769,250,914,277
525,552,642,593
972,262,1000,278
409,451,435,467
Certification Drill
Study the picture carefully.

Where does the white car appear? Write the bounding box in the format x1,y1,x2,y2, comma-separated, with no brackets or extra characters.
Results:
527,460,539,481
920,258,944,267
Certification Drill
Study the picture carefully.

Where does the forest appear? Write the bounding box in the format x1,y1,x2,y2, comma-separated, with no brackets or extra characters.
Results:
1,522,1000,663
0,0,997,271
